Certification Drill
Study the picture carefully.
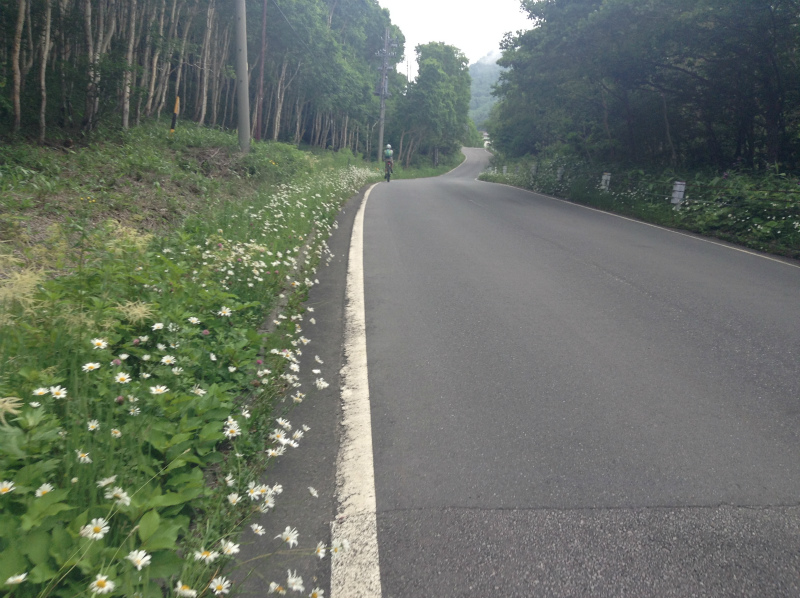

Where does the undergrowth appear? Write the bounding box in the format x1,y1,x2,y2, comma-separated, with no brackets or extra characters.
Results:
0,122,377,597
481,156,800,260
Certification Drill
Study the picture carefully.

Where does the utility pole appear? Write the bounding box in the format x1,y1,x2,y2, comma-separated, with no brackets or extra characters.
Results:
375,27,396,162
234,0,250,153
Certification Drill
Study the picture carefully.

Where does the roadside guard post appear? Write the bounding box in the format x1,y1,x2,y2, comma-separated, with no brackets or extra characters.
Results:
601,172,611,191
170,96,180,135
672,181,686,205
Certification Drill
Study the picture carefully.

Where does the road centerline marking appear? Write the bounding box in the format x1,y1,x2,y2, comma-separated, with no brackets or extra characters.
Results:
331,183,382,598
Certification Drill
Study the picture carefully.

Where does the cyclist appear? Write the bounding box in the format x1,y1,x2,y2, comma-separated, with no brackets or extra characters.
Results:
384,144,394,174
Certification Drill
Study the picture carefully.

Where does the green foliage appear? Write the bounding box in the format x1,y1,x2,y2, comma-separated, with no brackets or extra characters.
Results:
386,42,472,166
489,0,800,171
481,155,800,258
0,126,376,597
468,53,504,129
463,120,485,148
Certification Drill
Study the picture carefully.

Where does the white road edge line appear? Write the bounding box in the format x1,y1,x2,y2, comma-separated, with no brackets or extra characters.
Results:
331,183,382,598
482,180,800,270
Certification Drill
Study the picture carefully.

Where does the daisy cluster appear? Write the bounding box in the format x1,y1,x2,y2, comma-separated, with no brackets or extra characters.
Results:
0,164,370,597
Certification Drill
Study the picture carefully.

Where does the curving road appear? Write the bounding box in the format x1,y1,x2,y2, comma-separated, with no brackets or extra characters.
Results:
360,148,800,597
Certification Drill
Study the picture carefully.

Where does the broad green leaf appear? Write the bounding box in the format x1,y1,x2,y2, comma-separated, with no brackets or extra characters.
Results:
20,530,51,565
146,550,184,578
138,510,160,542
0,545,29,584
141,522,182,551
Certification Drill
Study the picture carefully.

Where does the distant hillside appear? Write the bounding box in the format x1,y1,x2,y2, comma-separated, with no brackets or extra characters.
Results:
469,51,504,130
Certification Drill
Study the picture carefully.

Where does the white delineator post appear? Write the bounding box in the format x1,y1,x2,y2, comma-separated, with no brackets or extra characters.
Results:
672,181,686,205
601,172,611,191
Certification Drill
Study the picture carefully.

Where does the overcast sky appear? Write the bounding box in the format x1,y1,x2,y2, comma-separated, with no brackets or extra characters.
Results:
378,0,532,78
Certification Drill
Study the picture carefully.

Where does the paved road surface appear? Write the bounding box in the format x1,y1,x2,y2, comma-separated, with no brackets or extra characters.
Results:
362,148,800,597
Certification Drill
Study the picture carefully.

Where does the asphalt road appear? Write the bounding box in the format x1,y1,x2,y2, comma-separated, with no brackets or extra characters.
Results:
363,148,800,597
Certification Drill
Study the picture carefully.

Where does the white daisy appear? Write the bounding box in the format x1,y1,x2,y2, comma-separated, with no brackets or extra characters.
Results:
193,549,219,564
314,542,326,559
96,475,117,487
251,523,266,536
50,386,67,399
80,517,110,540
88,574,115,594
175,581,197,597
104,486,131,506
35,483,54,497
91,338,108,350
126,549,151,570
275,526,298,548
286,570,304,593
209,577,231,595
5,573,27,585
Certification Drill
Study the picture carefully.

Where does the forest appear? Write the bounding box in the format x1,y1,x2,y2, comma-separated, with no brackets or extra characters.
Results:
487,0,800,171
469,52,503,130
0,0,475,165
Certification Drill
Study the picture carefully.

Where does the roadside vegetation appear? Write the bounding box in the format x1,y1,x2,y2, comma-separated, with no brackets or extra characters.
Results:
0,122,380,598
480,0,800,260
481,155,800,260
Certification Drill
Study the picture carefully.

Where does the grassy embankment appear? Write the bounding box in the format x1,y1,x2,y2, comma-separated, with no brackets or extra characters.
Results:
481,156,800,260
388,151,466,180
0,122,385,598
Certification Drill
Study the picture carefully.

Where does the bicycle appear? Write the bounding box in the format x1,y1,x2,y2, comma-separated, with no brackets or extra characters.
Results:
384,159,393,182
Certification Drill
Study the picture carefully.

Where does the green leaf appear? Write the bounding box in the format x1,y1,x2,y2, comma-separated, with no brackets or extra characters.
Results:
21,489,74,531
146,550,184,578
145,428,170,452
21,530,51,565
138,510,161,542
0,513,19,538
48,524,71,566
140,522,182,551
198,422,224,442
0,545,29,584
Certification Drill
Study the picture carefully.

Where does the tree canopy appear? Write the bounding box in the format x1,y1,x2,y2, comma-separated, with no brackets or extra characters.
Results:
0,0,405,155
488,0,800,170
385,41,473,166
